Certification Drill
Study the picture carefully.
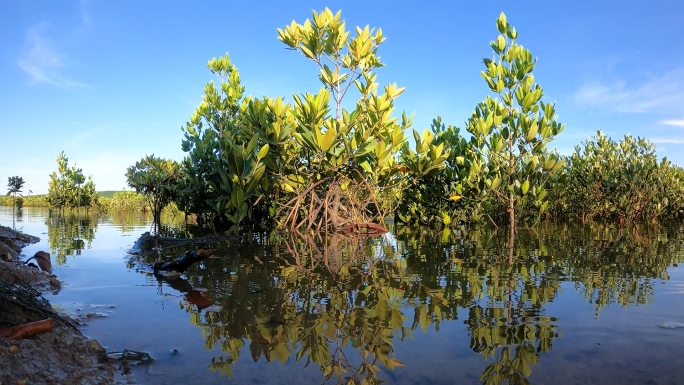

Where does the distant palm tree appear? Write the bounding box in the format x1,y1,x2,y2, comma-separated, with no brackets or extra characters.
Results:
6,176,25,229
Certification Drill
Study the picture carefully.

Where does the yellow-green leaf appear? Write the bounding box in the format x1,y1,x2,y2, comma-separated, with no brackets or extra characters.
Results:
521,180,530,195
526,121,538,142
258,144,270,159
360,161,372,174
320,125,336,152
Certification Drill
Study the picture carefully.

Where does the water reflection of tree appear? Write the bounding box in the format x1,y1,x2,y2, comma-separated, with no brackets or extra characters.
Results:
45,211,98,265
465,306,558,385
538,223,684,313
162,222,684,385
181,232,409,384
395,225,564,385
393,222,684,384
108,210,187,236
45,210,191,265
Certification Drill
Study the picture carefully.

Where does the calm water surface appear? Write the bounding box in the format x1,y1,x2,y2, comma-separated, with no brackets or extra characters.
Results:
3,207,684,385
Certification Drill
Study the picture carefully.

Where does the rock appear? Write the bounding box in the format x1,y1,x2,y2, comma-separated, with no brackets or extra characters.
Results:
9,345,19,354
204,304,223,312
26,251,52,273
0,242,18,261
86,312,108,319
0,225,40,249
0,237,21,252
85,339,102,351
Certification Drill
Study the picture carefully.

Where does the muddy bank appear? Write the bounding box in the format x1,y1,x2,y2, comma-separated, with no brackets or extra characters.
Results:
0,225,39,261
0,225,122,385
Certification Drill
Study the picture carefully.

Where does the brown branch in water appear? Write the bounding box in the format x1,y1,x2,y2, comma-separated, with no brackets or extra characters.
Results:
339,222,388,236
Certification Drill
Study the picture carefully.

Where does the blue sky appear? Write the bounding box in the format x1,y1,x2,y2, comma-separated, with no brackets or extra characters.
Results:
1,1,683,195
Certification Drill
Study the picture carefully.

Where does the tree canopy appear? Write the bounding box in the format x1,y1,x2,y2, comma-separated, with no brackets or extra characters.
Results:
121,9,684,237
47,152,98,210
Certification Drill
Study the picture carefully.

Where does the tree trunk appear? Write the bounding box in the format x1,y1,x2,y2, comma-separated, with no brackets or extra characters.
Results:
507,110,515,263
508,190,515,264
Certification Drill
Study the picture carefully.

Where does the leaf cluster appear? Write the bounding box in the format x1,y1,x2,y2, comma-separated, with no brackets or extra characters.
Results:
47,152,98,210
397,13,564,229
549,131,684,222
174,9,448,232
126,155,181,232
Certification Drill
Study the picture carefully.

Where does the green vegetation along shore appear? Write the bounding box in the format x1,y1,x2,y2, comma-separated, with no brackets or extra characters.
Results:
4,11,683,233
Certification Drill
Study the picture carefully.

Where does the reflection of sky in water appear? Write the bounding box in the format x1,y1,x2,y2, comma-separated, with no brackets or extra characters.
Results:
2,206,684,384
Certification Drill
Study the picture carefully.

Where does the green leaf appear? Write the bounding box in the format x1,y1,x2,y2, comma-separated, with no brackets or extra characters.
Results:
526,120,538,142
360,161,372,173
442,212,452,226
275,343,290,364
231,187,245,207
497,35,506,52
260,327,271,341
281,182,295,193
258,144,270,159
357,139,378,156
521,179,530,195
246,165,266,193
320,125,337,152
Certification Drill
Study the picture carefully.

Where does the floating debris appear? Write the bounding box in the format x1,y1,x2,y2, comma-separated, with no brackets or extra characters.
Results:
107,349,154,364
659,322,684,329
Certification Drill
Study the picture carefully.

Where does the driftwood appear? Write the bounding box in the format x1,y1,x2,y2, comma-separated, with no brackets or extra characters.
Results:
129,232,193,255
153,249,218,273
0,318,54,339
106,349,153,363
129,232,241,255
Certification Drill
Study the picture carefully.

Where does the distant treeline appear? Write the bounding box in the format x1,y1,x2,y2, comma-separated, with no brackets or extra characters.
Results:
0,191,179,215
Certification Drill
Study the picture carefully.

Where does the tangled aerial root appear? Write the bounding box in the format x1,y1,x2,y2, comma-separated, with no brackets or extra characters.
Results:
0,263,76,330
277,175,391,234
